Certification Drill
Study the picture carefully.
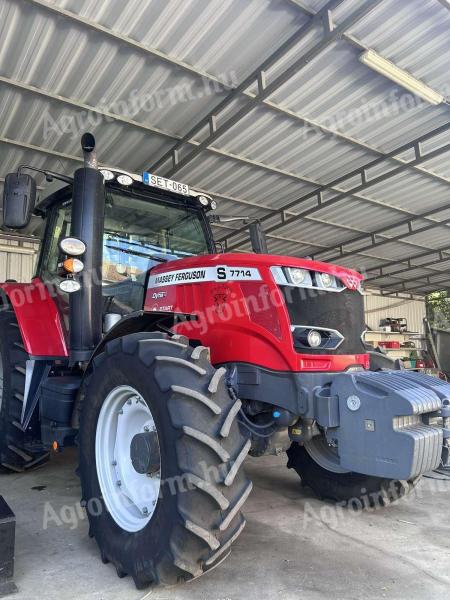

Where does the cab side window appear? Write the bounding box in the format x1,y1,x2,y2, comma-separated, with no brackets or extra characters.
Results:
41,203,72,276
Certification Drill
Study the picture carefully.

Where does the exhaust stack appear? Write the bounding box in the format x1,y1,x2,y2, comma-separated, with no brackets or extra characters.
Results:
69,133,104,362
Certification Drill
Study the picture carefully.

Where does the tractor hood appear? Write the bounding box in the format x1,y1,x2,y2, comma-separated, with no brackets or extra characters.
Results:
145,252,367,373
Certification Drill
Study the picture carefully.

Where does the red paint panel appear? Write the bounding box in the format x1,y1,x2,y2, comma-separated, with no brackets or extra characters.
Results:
0,278,68,357
145,253,369,372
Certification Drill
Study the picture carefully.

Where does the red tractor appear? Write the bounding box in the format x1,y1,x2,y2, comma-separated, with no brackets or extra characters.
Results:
0,134,449,588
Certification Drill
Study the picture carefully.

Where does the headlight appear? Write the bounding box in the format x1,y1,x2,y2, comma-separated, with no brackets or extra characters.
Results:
59,237,86,256
210,200,217,210
62,258,84,274
288,268,310,285
59,279,81,293
307,330,322,348
318,272,335,288
198,195,209,206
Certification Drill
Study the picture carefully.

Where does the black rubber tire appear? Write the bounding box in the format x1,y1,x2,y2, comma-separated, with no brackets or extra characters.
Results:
79,332,252,589
0,311,49,473
287,442,419,508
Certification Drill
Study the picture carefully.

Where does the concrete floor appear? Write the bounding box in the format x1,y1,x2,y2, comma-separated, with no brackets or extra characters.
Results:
2,449,450,600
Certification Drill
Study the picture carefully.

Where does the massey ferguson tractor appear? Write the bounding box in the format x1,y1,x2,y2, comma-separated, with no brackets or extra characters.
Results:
0,134,449,589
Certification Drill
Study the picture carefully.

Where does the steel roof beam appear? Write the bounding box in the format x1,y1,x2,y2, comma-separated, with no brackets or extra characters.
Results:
379,275,450,294
0,75,184,144
371,270,447,287
3,73,433,251
2,133,448,275
317,206,450,263
378,289,430,299
151,0,384,177
5,81,442,260
208,198,450,272
285,0,315,17
223,124,450,248
0,136,81,163
208,189,450,270
313,136,450,262
2,74,447,262
24,0,450,195
365,247,450,283
377,272,448,291
1,133,446,269
373,288,428,299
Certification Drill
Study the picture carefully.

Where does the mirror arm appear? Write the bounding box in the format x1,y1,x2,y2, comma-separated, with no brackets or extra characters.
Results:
18,165,73,185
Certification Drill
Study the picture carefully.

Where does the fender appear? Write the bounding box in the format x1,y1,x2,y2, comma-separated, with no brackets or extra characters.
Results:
71,310,192,427
0,278,68,358
85,310,190,363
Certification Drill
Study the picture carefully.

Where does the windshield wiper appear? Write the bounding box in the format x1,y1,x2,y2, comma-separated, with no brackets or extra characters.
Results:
105,244,168,262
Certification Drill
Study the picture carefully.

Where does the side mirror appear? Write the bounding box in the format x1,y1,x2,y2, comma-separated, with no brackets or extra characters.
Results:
3,173,36,229
249,221,268,254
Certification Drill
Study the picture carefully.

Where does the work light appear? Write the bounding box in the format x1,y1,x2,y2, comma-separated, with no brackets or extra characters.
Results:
63,258,84,274
59,237,86,256
59,279,81,293
117,174,133,186
100,169,115,181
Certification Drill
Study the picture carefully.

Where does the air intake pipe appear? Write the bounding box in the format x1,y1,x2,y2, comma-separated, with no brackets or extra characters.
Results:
69,133,105,362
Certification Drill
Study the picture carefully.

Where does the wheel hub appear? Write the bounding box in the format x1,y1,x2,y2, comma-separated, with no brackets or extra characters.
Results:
95,385,162,532
130,431,160,475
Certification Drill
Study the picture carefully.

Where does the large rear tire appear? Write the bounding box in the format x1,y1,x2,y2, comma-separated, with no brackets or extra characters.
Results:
0,311,49,472
287,441,419,508
79,332,252,588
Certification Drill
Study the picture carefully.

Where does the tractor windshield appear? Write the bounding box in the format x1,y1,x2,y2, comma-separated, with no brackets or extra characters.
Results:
102,188,210,284
40,186,211,310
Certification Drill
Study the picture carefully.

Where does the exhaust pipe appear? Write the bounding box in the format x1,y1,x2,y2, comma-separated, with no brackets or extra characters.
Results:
69,133,104,362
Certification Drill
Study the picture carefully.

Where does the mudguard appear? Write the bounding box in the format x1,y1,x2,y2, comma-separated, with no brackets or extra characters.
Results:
0,278,68,358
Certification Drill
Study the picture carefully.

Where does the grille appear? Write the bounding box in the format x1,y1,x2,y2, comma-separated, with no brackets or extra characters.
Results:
280,286,366,355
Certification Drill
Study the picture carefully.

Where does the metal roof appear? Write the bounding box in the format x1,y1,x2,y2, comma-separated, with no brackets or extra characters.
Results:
0,0,449,296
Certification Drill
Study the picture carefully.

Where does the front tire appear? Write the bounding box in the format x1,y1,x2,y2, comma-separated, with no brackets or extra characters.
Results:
79,332,252,588
287,442,419,508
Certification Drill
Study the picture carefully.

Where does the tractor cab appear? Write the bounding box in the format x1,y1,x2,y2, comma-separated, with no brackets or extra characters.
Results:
34,170,216,326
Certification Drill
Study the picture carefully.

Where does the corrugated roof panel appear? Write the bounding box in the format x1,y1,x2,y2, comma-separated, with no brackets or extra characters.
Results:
60,0,307,82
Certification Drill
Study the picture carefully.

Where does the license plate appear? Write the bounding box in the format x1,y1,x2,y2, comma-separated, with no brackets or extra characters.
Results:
142,172,190,196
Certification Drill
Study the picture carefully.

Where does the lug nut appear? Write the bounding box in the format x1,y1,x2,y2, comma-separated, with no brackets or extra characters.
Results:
117,480,121,487
142,507,148,515
112,460,117,466
144,426,149,432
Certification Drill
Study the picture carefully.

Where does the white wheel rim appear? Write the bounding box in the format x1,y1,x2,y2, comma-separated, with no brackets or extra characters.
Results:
95,385,161,532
